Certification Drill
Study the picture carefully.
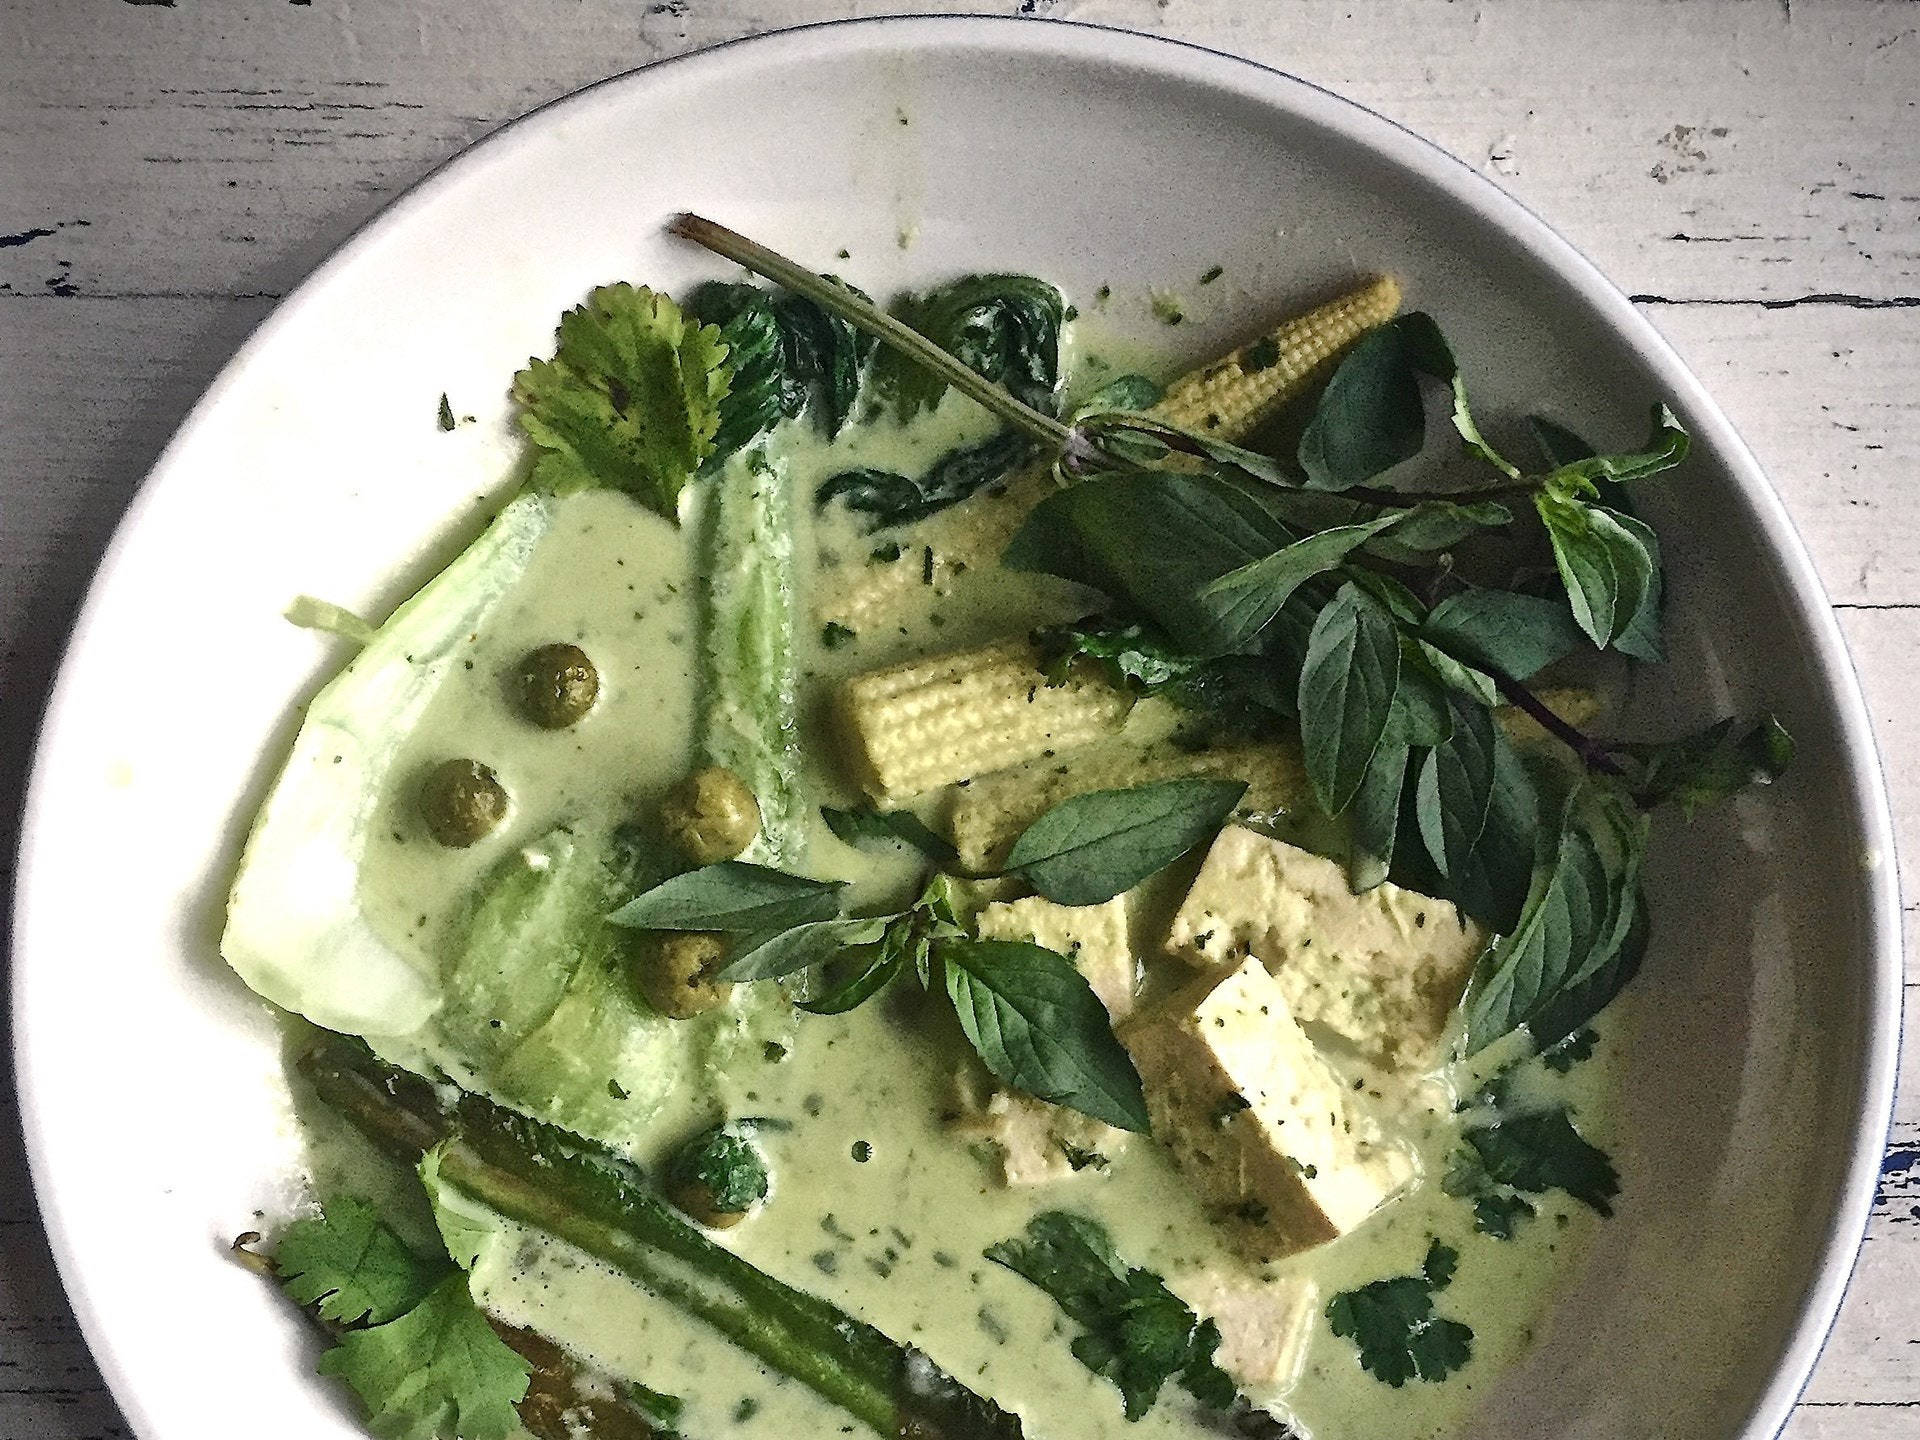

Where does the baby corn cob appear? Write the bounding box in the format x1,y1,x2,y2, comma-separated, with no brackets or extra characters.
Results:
952,734,1312,871
1151,275,1402,440
835,639,1133,803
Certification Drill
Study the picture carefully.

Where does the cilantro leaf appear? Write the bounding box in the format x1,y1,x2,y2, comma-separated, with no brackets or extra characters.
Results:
1465,1108,1620,1216
275,1196,442,1326
1325,1240,1473,1387
986,1212,1236,1420
512,282,729,520
318,1273,531,1440
941,939,1150,1133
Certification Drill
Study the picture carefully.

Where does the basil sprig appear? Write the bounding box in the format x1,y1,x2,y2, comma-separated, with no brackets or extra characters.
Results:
667,214,1793,1060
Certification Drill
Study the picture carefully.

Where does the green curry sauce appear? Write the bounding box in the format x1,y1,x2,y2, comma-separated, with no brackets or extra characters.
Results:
313,375,1624,1440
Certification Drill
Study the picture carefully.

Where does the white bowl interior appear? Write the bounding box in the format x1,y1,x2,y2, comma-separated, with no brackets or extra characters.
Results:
14,20,1898,1440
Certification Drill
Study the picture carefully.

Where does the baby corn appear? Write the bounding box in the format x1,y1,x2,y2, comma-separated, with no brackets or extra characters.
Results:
834,639,1133,803
1152,275,1402,440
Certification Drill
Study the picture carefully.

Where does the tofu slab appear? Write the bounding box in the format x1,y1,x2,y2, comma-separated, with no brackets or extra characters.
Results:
952,895,1136,1185
1167,827,1485,1070
1169,1270,1317,1391
1124,958,1413,1261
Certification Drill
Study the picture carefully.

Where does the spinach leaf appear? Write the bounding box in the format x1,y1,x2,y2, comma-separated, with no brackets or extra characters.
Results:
1298,584,1402,814
1325,1240,1474,1387
715,915,890,983
609,861,844,933
939,940,1150,1133
1006,778,1248,906
876,274,1066,420
688,280,876,463
1535,492,1657,651
1421,588,1588,681
820,805,959,863
817,429,1037,530
1613,713,1794,815
985,1212,1237,1421
1074,373,1164,416
1004,471,1295,639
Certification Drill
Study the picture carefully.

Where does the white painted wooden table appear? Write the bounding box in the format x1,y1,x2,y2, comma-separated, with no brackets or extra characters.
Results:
1,2,1914,1436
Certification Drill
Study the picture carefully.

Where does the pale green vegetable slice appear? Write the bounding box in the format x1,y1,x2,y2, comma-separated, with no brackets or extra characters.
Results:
221,492,556,1043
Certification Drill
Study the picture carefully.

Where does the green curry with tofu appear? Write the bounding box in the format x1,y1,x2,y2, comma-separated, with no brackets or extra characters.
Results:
223,215,1790,1440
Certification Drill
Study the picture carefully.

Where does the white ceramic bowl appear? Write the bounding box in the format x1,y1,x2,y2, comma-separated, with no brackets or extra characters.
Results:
13,18,1900,1440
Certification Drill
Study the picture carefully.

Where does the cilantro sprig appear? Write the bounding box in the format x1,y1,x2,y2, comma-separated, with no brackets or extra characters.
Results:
1326,1240,1474,1387
986,1211,1238,1421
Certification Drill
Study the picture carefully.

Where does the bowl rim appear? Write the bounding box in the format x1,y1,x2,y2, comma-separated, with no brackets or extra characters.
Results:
11,15,1902,1440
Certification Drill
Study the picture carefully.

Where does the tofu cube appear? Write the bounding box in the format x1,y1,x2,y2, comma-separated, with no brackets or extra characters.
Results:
976,894,1136,1019
950,895,1137,1185
1167,828,1485,1070
1124,958,1412,1260
1169,1270,1317,1391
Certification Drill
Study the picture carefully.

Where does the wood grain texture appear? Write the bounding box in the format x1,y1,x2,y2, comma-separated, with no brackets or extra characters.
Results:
1,2,1915,1438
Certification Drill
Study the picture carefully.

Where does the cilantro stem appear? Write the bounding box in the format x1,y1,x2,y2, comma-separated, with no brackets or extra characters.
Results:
669,213,1073,450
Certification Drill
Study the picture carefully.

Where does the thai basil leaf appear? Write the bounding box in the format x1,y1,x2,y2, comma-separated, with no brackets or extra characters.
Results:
797,939,906,1015
1524,894,1648,1051
1527,414,1595,470
1542,405,1689,496
939,940,1151,1132
1385,641,1455,749
1298,584,1402,815
1416,697,1498,882
877,274,1065,419
1348,742,1411,893
1614,713,1794,815
1460,782,1649,1054
820,805,959,863
1608,509,1666,663
1365,500,1513,563
609,861,844,932
1034,618,1298,728
1422,588,1588,681
1004,472,1295,639
715,915,891,982
1297,313,1458,490
818,429,1038,531
1006,778,1248,906
1190,516,1401,656
1535,493,1657,650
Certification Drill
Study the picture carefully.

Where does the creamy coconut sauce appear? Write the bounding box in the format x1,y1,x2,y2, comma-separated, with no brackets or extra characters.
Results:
321,377,1626,1440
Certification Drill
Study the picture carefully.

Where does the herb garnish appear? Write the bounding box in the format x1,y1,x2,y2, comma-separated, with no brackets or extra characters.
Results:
268,1197,532,1440
1003,777,1247,905
986,1211,1237,1420
1326,1239,1474,1387
1445,1099,1620,1237
821,803,960,862
664,211,1791,1059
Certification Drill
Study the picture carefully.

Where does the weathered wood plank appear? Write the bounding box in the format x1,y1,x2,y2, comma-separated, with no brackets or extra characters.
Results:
1,0,1916,303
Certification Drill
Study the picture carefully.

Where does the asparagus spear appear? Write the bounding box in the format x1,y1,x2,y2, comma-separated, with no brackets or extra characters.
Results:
299,1035,1028,1440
